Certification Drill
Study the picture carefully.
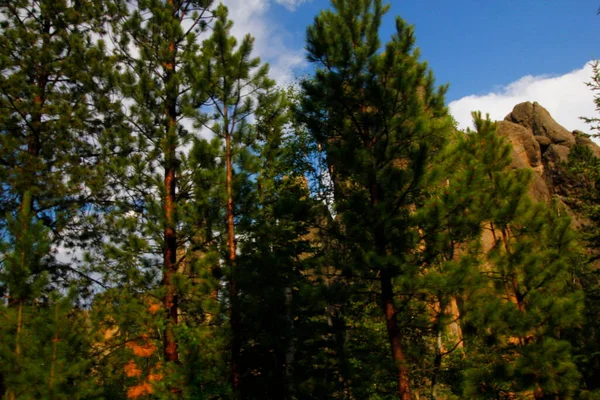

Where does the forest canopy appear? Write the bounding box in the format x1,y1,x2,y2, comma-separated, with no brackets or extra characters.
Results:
0,0,598,399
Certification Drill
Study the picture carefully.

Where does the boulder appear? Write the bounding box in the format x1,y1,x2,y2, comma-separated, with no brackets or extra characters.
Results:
544,144,571,164
505,102,576,147
493,103,598,227
496,120,541,168
495,120,549,201
529,173,551,201
534,135,552,150
540,144,571,198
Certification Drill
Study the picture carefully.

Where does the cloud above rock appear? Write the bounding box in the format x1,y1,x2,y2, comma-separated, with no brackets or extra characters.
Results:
449,62,598,133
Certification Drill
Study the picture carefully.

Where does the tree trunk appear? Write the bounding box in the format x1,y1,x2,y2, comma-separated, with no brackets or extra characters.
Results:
284,286,295,399
49,302,60,394
381,268,412,400
226,128,241,394
326,303,352,399
9,57,46,397
430,328,443,400
163,161,179,364
8,301,23,400
370,179,412,400
162,0,179,368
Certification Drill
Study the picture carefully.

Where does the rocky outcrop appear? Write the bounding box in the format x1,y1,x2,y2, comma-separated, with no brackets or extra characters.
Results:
497,120,541,169
496,101,600,204
504,101,576,147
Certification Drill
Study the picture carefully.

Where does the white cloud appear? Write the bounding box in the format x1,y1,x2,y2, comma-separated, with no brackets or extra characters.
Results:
275,0,310,11
449,62,598,133
220,0,307,85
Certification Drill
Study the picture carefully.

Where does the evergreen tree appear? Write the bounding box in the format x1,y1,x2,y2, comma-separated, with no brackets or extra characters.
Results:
568,54,600,397
237,94,317,399
197,5,299,395
91,0,215,396
456,115,583,399
0,0,119,397
564,142,600,397
185,135,231,397
0,291,99,400
299,0,454,397
582,60,600,136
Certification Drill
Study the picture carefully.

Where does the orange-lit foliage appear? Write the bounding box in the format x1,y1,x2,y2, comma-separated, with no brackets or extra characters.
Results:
148,372,163,382
126,334,157,358
148,302,161,315
127,382,154,398
103,325,118,340
124,360,142,377
125,357,164,398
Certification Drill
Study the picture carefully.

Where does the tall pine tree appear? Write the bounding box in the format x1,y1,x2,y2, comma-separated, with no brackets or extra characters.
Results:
197,4,292,394
92,0,214,396
299,0,453,397
455,115,583,399
0,0,120,397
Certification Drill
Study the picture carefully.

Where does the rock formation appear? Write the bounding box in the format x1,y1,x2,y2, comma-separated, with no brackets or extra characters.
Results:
497,101,600,211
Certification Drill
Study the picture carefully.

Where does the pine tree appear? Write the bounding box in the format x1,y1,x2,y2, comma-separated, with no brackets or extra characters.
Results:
566,54,600,397
237,93,317,399
397,113,585,398
197,5,289,395
582,60,600,136
455,115,583,399
563,141,600,397
0,290,99,400
411,123,502,398
0,0,119,397
185,135,231,397
299,0,453,397
92,0,214,396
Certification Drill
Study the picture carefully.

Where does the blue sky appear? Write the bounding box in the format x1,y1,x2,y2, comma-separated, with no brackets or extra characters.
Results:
222,0,600,131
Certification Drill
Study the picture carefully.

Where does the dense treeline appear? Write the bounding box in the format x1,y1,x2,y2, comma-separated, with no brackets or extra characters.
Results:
0,0,598,399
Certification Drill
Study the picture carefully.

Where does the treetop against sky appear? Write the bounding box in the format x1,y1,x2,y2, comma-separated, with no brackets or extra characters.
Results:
223,0,600,131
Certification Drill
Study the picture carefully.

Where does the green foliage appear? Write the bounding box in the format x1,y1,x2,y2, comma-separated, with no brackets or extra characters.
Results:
582,60,600,135
87,0,229,397
456,115,583,399
0,291,100,399
0,0,118,292
565,142,600,396
0,1,595,398
299,0,454,397
0,0,119,397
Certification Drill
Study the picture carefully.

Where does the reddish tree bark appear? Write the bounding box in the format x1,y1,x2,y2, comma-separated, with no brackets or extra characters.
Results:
225,126,241,393
10,39,47,400
162,0,179,366
381,269,412,400
370,179,412,400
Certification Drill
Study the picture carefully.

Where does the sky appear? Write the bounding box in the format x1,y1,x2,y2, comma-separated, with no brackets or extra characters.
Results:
220,0,600,132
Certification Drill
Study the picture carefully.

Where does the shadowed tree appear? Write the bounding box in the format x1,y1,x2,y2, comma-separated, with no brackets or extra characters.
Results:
299,0,453,397
198,4,285,395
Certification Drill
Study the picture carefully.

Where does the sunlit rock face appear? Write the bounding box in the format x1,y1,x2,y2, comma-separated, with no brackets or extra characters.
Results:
504,101,576,147
497,101,600,226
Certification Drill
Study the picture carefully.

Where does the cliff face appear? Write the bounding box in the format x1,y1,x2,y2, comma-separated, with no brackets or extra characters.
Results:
496,101,600,220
